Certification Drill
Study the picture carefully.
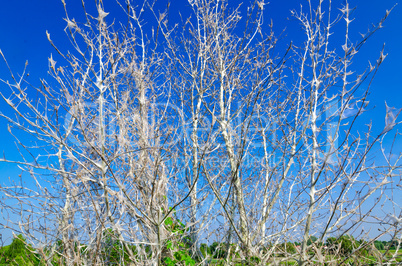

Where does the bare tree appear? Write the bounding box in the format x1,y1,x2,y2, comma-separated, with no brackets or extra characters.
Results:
0,0,401,265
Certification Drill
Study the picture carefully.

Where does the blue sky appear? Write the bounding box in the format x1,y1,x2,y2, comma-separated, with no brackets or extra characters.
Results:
1,0,400,172
0,0,400,129
0,0,401,243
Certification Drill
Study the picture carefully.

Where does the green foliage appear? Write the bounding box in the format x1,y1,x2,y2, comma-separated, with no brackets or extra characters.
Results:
100,228,138,264
209,242,227,259
164,216,187,236
277,242,297,255
374,240,384,251
161,210,197,266
200,243,210,257
326,235,360,256
249,256,261,264
354,239,369,257
388,240,399,250
0,234,40,266
2,231,398,265
307,236,318,246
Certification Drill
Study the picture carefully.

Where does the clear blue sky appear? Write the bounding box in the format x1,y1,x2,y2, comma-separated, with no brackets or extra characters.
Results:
0,0,401,242
0,0,400,130
1,0,400,170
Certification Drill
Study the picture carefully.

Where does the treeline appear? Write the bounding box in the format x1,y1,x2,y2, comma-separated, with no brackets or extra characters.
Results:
1,232,399,265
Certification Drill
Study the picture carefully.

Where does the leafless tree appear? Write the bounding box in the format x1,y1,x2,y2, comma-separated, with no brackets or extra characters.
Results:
0,0,401,265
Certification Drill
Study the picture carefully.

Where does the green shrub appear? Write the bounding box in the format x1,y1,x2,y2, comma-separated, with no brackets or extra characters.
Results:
0,234,40,265
161,209,197,266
